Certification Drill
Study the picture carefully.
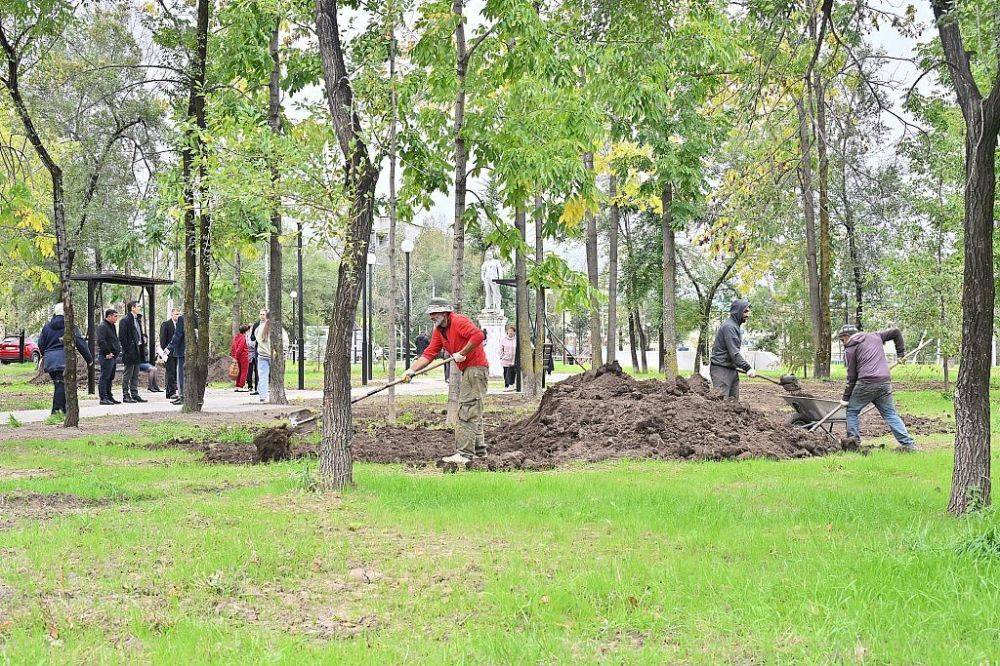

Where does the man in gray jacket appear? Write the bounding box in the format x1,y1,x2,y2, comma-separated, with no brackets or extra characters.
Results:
709,299,756,399
837,324,917,452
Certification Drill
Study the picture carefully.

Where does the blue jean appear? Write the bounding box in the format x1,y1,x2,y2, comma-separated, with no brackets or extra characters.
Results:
257,357,271,401
846,382,914,446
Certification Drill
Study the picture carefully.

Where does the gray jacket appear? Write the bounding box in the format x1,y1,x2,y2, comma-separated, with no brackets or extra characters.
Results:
710,299,751,371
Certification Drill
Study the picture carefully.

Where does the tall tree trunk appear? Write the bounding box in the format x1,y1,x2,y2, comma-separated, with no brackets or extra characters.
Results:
232,249,243,337
931,0,1000,514
181,0,210,413
635,308,648,373
815,75,832,376
583,152,602,366
1,26,80,425
316,0,380,490
661,183,678,379
840,163,863,329
447,0,469,424
533,194,545,386
515,209,537,397
796,94,823,377
267,18,288,405
386,25,399,421
628,310,639,371
606,175,619,364
949,125,997,513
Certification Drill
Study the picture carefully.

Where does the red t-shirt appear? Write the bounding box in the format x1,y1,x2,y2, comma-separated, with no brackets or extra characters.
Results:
422,312,488,372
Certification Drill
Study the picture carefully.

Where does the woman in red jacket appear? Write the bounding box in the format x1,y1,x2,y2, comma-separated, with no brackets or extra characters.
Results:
230,324,250,390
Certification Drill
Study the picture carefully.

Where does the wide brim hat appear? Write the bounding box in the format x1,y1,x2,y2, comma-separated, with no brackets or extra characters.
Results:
425,298,454,315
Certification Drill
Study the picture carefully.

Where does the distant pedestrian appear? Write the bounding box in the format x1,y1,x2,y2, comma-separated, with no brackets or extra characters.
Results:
119,300,146,403
500,324,517,391
36,303,93,415
837,324,918,452
248,316,262,395
231,324,250,391
96,309,122,406
163,314,185,405
255,309,271,403
159,308,180,399
709,299,756,400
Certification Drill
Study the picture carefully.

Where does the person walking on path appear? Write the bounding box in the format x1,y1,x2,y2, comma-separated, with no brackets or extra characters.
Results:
37,303,93,415
837,324,918,452
402,298,490,464
96,309,122,406
163,314,185,405
248,316,262,395
500,324,517,391
231,324,250,391
119,301,146,403
254,309,271,403
159,308,179,399
709,299,756,400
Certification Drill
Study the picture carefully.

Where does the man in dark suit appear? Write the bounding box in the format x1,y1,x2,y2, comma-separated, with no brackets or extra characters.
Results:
119,300,146,403
159,308,180,399
96,309,122,406
164,313,186,405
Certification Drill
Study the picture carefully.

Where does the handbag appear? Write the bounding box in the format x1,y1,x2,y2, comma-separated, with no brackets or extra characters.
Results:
228,359,240,380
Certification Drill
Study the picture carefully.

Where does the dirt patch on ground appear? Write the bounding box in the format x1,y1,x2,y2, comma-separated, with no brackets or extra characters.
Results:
0,491,100,530
480,363,844,470
0,468,54,481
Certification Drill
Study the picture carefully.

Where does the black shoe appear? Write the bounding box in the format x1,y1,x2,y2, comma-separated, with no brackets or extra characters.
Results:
149,388,164,393
171,399,183,405
110,398,121,404
249,390,258,396
133,396,147,403
99,399,115,406
165,394,177,400
123,397,136,403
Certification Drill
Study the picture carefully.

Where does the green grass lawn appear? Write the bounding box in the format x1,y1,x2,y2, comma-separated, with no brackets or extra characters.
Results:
1,388,998,662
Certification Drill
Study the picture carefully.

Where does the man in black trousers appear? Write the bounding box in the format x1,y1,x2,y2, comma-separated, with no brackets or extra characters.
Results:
119,300,146,404
159,308,180,399
97,309,122,406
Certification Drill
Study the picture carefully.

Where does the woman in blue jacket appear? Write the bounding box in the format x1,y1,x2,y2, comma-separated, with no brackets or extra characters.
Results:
37,303,94,415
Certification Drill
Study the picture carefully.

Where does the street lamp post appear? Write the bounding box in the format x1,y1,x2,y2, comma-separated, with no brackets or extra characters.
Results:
296,220,305,390
361,269,369,386
367,252,376,382
401,238,414,369
290,290,298,368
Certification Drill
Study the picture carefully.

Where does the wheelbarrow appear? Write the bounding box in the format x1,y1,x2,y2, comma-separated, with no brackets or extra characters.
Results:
781,395,847,442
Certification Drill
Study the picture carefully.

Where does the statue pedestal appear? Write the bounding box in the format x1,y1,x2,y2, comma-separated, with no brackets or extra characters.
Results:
478,309,507,377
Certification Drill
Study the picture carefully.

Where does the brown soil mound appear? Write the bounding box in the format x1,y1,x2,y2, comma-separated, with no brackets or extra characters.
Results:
482,363,844,470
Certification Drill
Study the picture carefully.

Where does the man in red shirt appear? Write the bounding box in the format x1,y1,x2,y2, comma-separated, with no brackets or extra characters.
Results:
403,297,490,464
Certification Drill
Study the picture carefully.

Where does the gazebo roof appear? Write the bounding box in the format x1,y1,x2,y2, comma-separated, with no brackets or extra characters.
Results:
71,272,174,286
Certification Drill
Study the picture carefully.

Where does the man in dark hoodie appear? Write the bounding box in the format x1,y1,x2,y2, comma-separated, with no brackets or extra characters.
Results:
837,324,917,452
709,299,756,399
37,303,93,415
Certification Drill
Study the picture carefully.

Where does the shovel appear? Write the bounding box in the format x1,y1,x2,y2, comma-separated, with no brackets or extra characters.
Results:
739,369,802,392
809,337,935,432
350,357,453,405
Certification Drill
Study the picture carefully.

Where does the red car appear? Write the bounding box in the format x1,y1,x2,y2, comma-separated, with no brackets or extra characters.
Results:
0,336,40,364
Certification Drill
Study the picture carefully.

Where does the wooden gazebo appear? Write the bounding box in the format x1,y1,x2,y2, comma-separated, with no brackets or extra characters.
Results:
71,273,174,394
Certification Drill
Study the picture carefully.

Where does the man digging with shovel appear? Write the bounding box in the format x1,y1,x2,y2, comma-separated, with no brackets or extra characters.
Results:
837,324,919,453
709,299,757,400
402,298,490,465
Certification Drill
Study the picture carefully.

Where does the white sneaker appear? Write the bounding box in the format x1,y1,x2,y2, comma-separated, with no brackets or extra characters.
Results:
441,453,470,465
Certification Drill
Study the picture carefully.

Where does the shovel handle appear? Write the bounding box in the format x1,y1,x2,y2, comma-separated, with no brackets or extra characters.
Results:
350,357,452,404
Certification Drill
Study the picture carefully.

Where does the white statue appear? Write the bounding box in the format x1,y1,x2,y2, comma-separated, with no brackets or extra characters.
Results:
480,250,504,312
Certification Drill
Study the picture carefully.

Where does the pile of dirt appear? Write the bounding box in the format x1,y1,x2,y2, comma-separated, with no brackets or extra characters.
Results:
480,362,845,470
157,434,315,464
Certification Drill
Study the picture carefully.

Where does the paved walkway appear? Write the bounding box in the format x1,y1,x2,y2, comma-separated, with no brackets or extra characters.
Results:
2,373,571,425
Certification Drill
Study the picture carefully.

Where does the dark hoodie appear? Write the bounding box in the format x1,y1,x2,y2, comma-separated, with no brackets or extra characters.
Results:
842,329,904,401
37,315,93,373
709,299,751,371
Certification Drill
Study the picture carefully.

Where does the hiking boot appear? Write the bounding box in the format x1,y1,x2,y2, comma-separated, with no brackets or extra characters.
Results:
895,444,921,453
475,449,488,459
441,453,470,465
